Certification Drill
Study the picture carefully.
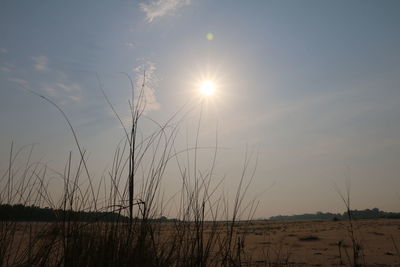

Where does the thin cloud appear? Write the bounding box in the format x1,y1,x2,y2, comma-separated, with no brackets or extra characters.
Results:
139,0,190,22
0,66,10,72
0,47,7,54
41,82,82,103
32,56,49,71
1,62,13,72
30,55,83,103
55,82,81,93
134,61,161,113
9,78,31,89
126,42,136,48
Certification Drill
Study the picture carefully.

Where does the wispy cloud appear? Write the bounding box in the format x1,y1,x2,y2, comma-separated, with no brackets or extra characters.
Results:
32,56,49,71
41,82,82,103
8,78,31,89
126,42,136,48
1,62,14,73
139,0,190,22
0,47,7,54
0,66,10,72
10,55,84,103
134,61,161,113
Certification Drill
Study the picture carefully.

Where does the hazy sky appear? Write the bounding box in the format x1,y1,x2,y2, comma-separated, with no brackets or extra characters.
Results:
1,0,400,218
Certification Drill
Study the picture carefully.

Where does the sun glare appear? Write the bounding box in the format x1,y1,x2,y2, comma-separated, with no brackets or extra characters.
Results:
199,80,216,96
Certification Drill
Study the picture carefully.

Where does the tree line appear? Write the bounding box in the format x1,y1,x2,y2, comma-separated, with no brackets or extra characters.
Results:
269,208,400,221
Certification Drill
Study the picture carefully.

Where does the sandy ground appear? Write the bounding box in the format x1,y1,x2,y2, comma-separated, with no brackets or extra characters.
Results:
5,219,400,265
229,219,400,265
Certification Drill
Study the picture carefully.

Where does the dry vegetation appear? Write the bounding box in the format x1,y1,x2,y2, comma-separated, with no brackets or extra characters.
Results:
1,75,399,266
1,219,400,266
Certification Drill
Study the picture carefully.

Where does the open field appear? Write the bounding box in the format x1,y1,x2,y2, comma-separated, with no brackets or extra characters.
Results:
227,219,400,265
3,218,400,266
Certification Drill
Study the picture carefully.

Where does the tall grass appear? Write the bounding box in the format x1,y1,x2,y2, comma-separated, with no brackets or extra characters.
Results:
336,181,364,267
0,73,260,266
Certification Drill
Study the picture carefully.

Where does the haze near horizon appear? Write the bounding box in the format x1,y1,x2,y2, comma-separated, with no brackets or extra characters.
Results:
1,0,400,218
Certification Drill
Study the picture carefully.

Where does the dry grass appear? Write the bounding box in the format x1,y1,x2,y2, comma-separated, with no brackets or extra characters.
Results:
0,74,259,266
1,74,399,266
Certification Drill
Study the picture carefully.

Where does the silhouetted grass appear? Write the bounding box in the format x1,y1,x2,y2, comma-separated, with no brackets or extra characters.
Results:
3,74,395,266
0,74,260,267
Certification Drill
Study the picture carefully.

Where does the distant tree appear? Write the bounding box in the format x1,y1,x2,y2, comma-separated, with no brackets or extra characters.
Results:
0,204,129,222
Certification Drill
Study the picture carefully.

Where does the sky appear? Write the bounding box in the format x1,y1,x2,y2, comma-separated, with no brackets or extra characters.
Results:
1,0,400,218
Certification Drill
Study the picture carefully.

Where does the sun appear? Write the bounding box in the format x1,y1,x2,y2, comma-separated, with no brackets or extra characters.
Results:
199,80,216,96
